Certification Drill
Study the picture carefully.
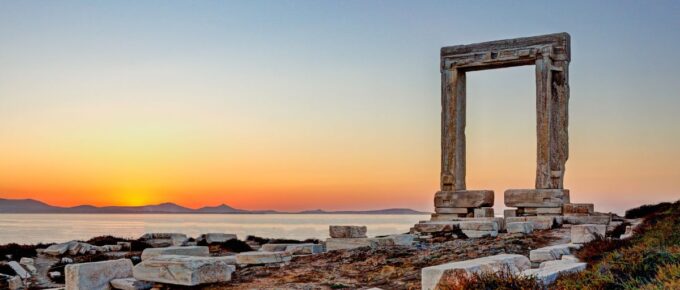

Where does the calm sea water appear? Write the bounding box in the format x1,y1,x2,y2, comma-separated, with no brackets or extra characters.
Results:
0,214,430,244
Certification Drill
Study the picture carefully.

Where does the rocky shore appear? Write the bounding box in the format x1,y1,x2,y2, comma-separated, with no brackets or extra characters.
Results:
0,203,669,290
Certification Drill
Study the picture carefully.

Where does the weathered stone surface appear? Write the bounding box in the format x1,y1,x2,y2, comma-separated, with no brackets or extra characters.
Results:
434,207,469,214
413,222,458,233
235,251,292,265
117,242,131,250
65,259,133,290
529,244,581,262
571,224,606,244
520,207,563,216
44,241,78,256
421,254,531,290
19,257,37,274
434,190,494,208
504,209,517,218
110,277,153,290
138,233,188,248
430,213,468,221
329,225,367,238
134,255,235,286
560,254,580,263
259,243,323,255
504,189,570,208
458,221,498,231
284,243,324,255
507,222,534,234
102,245,123,252
461,230,498,238
563,203,594,215
325,237,400,251
505,216,556,230
473,207,494,218
140,246,209,261
197,233,237,244
522,261,586,285
7,275,23,290
563,215,610,225
8,261,30,279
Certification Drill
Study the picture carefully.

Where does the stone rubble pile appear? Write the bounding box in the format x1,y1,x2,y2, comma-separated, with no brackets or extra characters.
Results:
43,241,124,256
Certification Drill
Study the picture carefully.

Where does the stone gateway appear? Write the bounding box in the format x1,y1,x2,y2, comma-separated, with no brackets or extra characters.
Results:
435,33,571,215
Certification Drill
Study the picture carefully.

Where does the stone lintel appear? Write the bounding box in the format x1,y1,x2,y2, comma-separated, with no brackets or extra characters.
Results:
504,189,570,208
441,33,570,71
434,190,494,208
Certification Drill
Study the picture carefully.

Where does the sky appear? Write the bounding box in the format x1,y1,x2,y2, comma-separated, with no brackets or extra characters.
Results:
1,1,679,214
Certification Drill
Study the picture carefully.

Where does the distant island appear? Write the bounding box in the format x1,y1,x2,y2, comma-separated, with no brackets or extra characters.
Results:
0,198,429,215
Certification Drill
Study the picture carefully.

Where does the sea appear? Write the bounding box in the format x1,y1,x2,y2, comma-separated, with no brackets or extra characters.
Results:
0,214,430,244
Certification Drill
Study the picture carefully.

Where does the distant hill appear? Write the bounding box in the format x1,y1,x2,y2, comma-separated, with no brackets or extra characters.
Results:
0,198,429,214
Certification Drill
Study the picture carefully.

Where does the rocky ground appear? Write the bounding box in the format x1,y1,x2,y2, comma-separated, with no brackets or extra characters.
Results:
202,229,565,290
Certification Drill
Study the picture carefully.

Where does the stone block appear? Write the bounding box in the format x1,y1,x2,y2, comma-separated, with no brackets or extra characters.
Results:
504,189,570,208
235,251,292,265
284,243,324,255
435,207,469,214
138,233,188,248
44,241,78,256
507,222,534,234
571,224,606,244
504,209,517,218
65,259,133,290
133,255,235,286
421,254,530,290
522,261,586,285
325,238,388,251
430,213,468,221
563,203,594,215
461,230,498,238
563,215,610,225
381,234,415,246
520,207,563,216
560,255,580,263
413,222,458,233
110,277,153,290
329,225,367,238
140,246,209,261
434,190,494,208
458,221,498,231
505,216,556,230
8,261,30,279
529,244,581,262
197,233,237,244
473,207,494,218
116,242,132,250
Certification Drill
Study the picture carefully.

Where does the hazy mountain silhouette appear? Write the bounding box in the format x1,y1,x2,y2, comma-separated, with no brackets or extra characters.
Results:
0,198,428,214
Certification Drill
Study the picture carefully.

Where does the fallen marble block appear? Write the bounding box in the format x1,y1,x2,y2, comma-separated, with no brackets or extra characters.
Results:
383,234,415,246
197,233,237,244
560,254,580,263
110,277,153,290
133,255,235,286
529,244,581,262
421,254,530,290
571,224,606,244
458,220,499,231
44,241,78,256
65,259,133,290
19,257,37,274
8,261,30,279
563,215,610,225
235,251,292,265
325,237,395,251
413,222,458,233
284,243,324,255
522,261,586,285
506,222,534,234
329,225,367,238
434,190,494,208
504,189,570,208
138,233,188,248
101,245,123,252
141,246,209,261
